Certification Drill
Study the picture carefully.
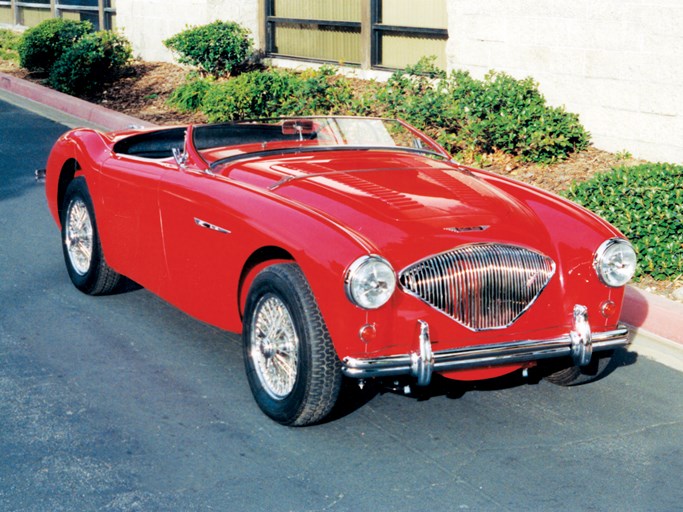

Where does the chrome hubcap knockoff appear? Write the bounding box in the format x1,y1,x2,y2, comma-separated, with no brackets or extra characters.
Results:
250,294,299,400
65,198,93,276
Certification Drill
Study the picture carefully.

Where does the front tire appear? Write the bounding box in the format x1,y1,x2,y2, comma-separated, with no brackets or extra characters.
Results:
61,177,122,295
544,350,615,386
242,263,342,426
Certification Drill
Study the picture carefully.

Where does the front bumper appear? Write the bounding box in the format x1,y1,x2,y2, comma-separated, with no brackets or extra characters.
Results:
342,305,631,386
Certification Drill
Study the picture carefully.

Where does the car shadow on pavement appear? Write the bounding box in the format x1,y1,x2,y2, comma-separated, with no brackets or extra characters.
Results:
329,347,640,415
414,347,639,401
110,276,143,294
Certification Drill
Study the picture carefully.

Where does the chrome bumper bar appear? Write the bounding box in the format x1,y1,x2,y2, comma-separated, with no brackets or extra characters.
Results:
342,305,631,386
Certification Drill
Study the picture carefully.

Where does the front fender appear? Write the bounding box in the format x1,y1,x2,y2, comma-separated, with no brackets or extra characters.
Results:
45,129,110,227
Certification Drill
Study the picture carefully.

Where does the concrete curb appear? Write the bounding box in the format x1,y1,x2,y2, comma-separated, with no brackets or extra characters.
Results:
621,285,683,345
0,71,156,131
1,71,682,364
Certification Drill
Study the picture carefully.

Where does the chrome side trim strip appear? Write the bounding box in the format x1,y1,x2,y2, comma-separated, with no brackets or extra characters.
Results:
342,326,631,382
194,217,231,234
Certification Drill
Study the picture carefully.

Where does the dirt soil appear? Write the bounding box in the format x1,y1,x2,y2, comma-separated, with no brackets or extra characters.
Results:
2,58,679,301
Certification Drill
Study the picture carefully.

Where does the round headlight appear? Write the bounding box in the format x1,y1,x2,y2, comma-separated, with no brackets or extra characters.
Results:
594,238,637,287
345,255,396,309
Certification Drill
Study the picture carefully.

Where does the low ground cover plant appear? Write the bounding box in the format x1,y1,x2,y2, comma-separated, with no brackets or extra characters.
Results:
564,163,683,281
0,28,21,62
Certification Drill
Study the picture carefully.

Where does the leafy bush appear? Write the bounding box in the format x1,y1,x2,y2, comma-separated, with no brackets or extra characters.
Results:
201,68,297,121
443,71,590,164
564,163,683,280
168,55,590,164
286,66,354,115
371,67,450,132
18,18,91,73
48,31,132,97
167,77,214,113
355,64,589,163
403,56,446,79
164,21,253,78
197,66,354,121
0,29,21,62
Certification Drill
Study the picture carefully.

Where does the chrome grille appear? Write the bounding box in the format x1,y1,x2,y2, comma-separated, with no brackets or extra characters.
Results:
399,244,555,331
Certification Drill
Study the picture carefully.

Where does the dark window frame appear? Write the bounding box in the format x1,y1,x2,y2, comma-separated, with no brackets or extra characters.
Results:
264,0,448,70
0,0,115,30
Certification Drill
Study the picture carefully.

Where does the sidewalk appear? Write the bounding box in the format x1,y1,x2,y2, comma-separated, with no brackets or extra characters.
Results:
2,70,681,370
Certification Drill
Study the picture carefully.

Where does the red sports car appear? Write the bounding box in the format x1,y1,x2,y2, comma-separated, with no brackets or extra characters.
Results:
45,117,636,425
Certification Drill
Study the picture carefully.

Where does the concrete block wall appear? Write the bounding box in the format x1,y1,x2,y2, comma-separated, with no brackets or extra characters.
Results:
446,0,683,163
115,0,260,63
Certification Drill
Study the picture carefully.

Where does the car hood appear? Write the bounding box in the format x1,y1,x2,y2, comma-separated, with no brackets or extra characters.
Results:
223,150,601,266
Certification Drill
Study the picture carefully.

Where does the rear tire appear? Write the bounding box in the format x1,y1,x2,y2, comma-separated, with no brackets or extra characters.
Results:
61,177,122,295
544,350,615,386
242,263,342,426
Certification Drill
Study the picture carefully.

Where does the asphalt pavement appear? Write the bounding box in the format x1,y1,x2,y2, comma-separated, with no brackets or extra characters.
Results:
1,95,683,511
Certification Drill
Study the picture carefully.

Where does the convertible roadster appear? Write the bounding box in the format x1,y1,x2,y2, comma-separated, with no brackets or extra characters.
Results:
45,116,636,425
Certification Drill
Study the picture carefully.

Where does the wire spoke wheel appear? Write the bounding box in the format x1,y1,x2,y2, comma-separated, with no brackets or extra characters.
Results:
249,294,299,400
65,198,94,275
60,177,122,295
242,263,342,426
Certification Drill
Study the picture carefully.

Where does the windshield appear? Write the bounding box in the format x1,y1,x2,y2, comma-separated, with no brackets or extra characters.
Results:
190,117,450,168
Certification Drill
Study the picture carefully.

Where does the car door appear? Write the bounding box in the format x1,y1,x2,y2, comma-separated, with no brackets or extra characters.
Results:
156,162,249,330
96,154,171,293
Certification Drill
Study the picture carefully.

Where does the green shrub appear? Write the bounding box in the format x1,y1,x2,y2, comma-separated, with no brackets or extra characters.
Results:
48,31,132,97
168,58,590,164
201,68,298,121
164,21,253,78
362,66,589,163
403,56,446,79
167,77,214,112
371,68,450,132
0,29,21,62
197,66,354,121
285,66,354,115
564,163,683,281
18,18,91,72
443,71,590,164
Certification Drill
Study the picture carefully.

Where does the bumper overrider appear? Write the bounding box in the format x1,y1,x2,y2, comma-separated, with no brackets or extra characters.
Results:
342,305,631,386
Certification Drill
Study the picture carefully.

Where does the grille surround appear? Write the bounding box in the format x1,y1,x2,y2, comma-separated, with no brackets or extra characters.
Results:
399,243,556,331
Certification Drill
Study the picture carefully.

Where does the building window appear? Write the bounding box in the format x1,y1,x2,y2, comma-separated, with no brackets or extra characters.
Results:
265,0,447,70
0,0,116,30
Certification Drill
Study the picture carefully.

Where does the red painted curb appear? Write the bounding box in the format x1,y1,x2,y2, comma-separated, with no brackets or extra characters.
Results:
621,286,683,345
0,71,156,130
2,72,681,347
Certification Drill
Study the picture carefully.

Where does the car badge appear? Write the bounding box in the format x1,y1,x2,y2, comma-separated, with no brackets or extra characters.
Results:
444,225,489,233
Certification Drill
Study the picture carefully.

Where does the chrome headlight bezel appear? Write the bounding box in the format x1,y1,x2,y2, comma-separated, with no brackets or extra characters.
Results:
344,255,396,310
593,238,637,287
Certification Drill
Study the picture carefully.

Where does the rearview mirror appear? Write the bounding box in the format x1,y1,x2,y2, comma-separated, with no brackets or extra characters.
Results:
282,119,315,139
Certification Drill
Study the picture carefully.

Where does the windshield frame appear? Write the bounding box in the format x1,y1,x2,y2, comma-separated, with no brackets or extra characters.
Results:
188,116,452,169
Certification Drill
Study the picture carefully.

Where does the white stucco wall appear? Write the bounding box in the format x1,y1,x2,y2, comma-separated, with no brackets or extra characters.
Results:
446,0,683,163
115,0,259,63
